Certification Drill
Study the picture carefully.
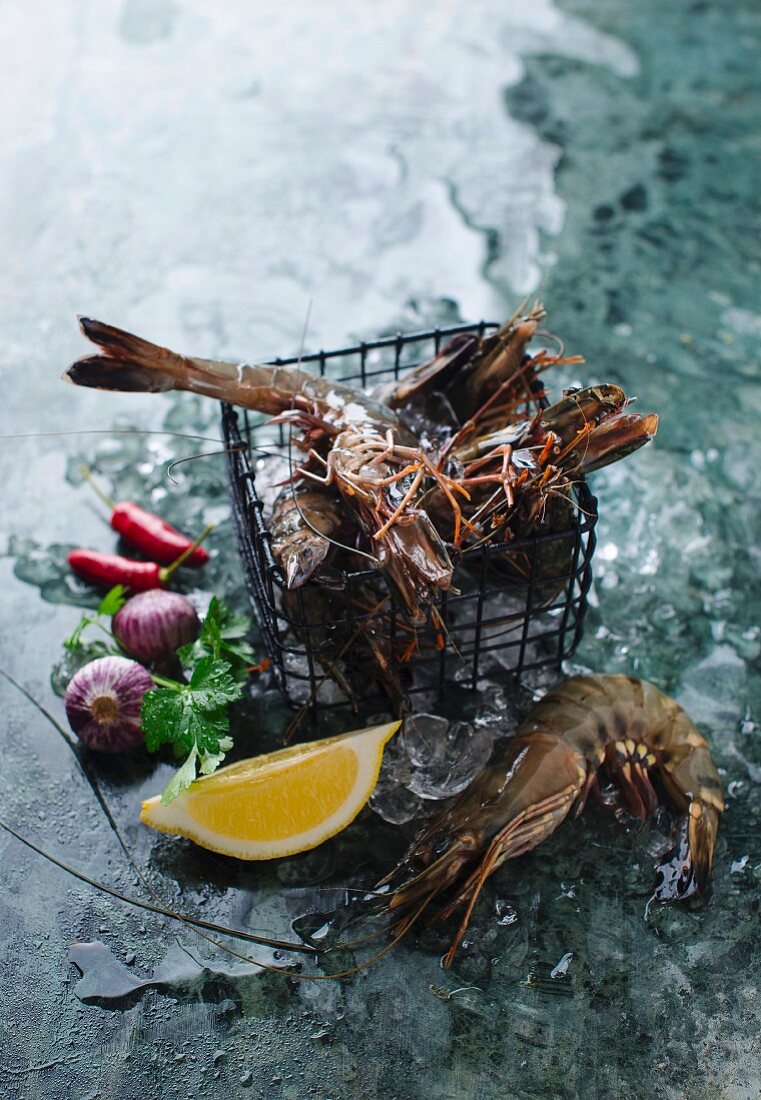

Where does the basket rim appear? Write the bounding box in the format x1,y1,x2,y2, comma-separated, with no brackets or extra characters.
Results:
259,319,501,369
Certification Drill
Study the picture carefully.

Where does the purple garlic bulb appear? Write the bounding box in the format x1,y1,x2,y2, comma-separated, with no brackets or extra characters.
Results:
112,589,200,664
65,656,153,752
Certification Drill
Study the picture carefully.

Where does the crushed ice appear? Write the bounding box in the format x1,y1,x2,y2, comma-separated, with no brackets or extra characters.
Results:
369,682,526,824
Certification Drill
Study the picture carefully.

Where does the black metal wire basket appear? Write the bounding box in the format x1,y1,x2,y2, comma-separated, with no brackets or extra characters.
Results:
222,322,597,714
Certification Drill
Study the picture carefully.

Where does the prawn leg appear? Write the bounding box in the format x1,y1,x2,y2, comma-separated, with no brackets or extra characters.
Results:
439,771,585,966
385,732,586,953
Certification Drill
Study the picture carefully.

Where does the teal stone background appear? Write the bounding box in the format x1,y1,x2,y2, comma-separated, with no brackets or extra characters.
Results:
0,1,758,1097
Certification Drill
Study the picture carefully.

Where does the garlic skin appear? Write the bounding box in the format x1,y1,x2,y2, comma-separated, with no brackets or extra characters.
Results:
112,590,200,665
65,656,154,752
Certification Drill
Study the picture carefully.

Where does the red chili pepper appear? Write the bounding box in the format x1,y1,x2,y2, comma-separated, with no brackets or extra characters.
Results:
68,550,165,591
80,466,209,567
68,524,214,591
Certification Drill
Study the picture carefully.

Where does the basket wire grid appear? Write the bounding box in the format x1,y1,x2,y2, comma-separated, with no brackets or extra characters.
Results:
222,323,598,715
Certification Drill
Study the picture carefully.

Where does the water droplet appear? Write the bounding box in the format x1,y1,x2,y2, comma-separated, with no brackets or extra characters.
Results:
495,900,518,926
550,952,574,979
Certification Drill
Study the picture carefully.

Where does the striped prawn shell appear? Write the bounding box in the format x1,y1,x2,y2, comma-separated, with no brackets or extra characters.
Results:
517,673,724,814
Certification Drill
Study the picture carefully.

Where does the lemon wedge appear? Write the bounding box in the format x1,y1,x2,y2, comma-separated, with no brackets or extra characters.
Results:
140,720,400,859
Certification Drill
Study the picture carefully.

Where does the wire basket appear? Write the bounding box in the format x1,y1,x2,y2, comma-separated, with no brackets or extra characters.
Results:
222,322,597,714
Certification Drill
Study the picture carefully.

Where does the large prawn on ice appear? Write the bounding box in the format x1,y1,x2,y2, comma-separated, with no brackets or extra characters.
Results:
380,674,724,966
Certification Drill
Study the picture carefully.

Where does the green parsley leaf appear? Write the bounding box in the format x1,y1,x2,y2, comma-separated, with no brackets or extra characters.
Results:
64,617,94,651
64,585,126,651
142,657,244,803
178,596,255,680
198,736,233,776
160,747,199,806
187,655,242,711
98,584,127,617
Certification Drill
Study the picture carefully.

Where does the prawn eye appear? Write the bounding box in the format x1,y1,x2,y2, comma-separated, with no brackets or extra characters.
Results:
431,834,452,857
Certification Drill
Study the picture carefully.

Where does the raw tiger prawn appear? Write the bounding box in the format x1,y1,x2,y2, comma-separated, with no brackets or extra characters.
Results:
63,309,656,606
379,674,724,966
64,317,464,623
390,315,659,554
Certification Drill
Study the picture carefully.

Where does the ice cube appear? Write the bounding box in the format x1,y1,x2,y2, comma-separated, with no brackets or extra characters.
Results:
403,713,450,767
368,783,423,825
407,720,492,799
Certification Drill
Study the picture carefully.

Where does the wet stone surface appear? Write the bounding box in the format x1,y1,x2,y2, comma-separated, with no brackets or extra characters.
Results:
0,0,759,1097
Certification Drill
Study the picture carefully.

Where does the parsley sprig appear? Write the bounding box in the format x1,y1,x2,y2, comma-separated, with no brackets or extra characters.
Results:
142,656,244,804
62,587,256,805
141,598,255,804
178,596,256,680
64,585,127,651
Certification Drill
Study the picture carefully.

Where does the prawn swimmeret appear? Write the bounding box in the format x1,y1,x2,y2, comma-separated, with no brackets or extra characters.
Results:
380,674,724,966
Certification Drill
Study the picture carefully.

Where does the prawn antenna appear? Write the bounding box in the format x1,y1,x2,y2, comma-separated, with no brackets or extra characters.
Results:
0,817,316,956
164,441,284,484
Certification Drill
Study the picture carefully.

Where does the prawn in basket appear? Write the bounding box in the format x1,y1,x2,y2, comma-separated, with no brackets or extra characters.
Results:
63,311,657,617
64,317,463,623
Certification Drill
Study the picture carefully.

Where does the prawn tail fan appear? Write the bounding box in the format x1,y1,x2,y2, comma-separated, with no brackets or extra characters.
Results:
687,800,721,894
63,318,184,393
654,801,720,902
